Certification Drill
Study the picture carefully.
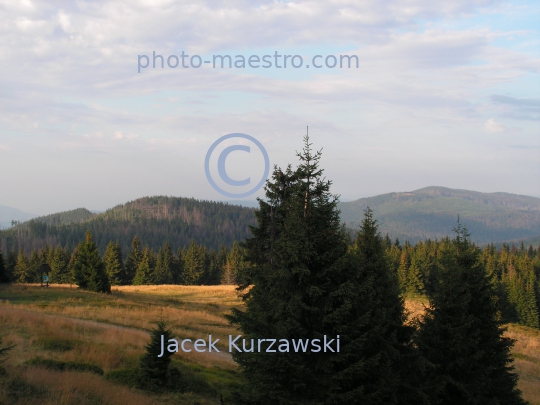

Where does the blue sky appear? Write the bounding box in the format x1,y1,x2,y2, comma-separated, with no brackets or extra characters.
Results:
0,0,538,215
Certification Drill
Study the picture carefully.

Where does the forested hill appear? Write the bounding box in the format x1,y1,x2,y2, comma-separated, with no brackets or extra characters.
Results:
338,186,540,245
0,196,256,255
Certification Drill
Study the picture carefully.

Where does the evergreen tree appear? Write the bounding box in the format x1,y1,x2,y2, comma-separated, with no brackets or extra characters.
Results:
50,247,70,284
133,246,156,285
406,255,425,296
0,251,9,283
397,250,410,293
103,242,125,286
28,250,41,283
139,319,174,390
221,242,243,285
154,243,174,284
182,241,205,285
227,137,425,404
324,209,428,405
72,231,111,293
415,223,526,405
125,236,143,284
14,249,31,283
5,250,16,282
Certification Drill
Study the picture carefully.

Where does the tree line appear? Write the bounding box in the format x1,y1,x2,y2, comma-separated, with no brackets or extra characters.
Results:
388,236,540,330
1,230,538,332
0,234,246,291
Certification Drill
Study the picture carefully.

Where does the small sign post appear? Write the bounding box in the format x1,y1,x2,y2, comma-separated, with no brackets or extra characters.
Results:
39,264,51,288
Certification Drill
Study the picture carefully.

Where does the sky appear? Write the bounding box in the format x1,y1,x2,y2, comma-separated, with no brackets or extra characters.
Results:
0,0,539,215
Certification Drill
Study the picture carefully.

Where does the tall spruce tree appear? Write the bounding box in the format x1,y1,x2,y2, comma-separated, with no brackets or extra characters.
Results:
227,136,424,404
103,241,125,286
221,242,243,285
133,246,157,285
406,255,425,296
14,249,30,283
324,208,428,405
154,243,174,284
182,241,205,285
72,231,111,293
50,247,70,284
125,236,143,284
415,223,526,405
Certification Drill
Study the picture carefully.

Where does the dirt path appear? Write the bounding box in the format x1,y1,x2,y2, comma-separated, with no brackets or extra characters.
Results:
1,305,235,365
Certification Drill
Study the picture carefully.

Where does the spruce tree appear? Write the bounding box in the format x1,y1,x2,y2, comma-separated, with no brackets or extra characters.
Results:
221,242,243,285
133,246,156,285
103,242,124,286
72,231,111,293
139,319,174,390
154,243,174,284
227,137,425,404
406,255,425,296
14,249,30,283
397,250,410,293
325,209,428,405
5,250,16,282
415,223,526,405
50,247,70,284
125,236,143,284
0,251,9,283
182,241,205,285
28,250,41,282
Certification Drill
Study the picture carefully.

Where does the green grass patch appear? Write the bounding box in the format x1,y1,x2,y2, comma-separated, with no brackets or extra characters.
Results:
25,357,104,375
36,336,77,352
3,375,48,400
104,368,141,388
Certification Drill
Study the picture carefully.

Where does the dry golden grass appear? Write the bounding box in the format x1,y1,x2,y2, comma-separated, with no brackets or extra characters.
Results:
14,367,157,405
1,284,539,404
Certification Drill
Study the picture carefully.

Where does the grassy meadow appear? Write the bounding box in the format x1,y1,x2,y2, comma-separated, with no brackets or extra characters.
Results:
0,284,539,405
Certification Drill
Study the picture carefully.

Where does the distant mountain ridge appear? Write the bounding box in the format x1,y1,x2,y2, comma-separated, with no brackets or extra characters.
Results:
0,196,256,255
338,186,540,245
0,205,34,230
1,187,539,255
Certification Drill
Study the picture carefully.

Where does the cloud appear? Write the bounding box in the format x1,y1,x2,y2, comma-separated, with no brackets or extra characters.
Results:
0,144,10,151
113,131,138,140
484,118,506,133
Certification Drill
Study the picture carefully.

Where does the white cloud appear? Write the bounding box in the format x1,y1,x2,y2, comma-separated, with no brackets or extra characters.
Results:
113,131,138,140
0,144,10,151
484,118,506,133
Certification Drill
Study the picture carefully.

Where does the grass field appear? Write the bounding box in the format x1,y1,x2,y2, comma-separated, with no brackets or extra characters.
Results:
1,284,539,404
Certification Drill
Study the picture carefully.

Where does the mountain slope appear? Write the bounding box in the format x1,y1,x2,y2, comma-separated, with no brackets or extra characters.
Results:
0,196,256,255
28,208,96,226
0,205,34,229
338,186,540,244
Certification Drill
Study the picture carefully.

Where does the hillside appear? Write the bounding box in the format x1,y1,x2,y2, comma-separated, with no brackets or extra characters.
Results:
0,204,34,229
338,186,540,245
2,187,539,255
27,208,96,226
0,196,256,255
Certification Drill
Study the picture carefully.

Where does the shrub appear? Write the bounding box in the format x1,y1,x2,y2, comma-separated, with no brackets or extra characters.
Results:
24,357,104,375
